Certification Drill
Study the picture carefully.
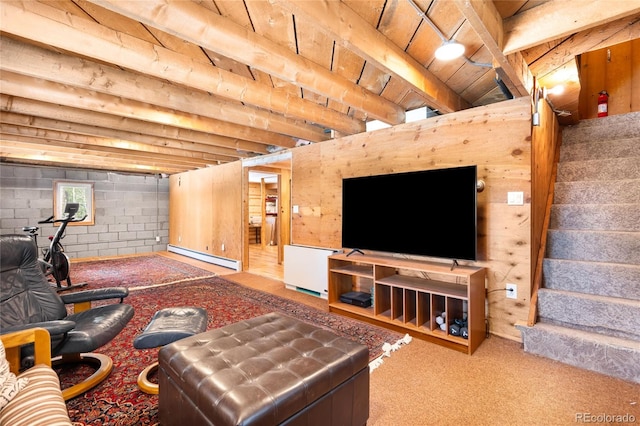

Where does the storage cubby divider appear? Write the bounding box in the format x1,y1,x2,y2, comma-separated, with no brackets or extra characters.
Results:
417,292,430,330
328,253,486,354
404,289,417,326
392,287,404,322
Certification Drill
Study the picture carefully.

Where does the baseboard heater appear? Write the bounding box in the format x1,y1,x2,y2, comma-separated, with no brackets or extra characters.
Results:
167,245,242,271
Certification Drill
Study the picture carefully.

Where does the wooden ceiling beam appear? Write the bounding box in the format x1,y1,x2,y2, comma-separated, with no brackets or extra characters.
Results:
274,0,469,114
0,112,249,160
528,14,640,78
502,0,640,54
0,0,364,135
0,36,328,144
0,134,210,169
0,155,186,175
0,140,191,175
0,96,268,155
453,0,532,97
0,123,236,164
0,71,297,148
87,0,405,125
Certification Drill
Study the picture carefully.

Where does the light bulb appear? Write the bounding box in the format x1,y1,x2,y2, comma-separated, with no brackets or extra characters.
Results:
434,40,465,61
548,85,565,96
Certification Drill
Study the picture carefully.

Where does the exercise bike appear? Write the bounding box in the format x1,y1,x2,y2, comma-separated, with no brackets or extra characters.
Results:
22,203,87,292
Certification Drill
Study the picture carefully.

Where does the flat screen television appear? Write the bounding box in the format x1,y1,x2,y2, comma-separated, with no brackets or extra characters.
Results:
341,165,478,261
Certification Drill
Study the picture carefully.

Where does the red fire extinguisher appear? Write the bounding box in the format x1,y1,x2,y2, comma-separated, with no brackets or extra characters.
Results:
597,91,609,117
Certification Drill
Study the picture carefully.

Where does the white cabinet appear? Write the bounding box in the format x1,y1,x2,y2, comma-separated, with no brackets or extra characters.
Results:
284,245,336,299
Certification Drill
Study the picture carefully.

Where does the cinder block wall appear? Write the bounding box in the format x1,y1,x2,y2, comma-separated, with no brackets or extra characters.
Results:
0,164,169,259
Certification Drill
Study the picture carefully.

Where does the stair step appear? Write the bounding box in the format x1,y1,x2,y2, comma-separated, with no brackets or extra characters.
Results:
557,157,640,182
516,322,640,384
554,179,640,204
537,288,640,341
547,229,640,265
550,204,640,231
532,111,640,384
543,259,640,301
562,112,640,145
559,137,640,162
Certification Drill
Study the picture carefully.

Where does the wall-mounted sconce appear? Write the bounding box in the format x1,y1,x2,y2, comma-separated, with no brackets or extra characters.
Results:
548,85,564,96
532,86,545,126
533,84,572,125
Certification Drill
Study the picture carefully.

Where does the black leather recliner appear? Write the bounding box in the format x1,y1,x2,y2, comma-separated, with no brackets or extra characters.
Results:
0,234,135,400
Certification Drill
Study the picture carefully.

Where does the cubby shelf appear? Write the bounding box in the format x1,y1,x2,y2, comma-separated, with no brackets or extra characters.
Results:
328,253,486,354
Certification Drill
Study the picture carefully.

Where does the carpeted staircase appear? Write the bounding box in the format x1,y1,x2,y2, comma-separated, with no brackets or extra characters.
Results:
517,111,640,384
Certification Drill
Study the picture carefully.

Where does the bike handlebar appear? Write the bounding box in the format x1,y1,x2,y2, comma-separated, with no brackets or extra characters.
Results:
37,216,54,224
38,214,87,224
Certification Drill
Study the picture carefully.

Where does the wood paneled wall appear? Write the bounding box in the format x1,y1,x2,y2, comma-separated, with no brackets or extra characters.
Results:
579,39,640,119
291,97,533,341
169,161,243,261
168,97,549,341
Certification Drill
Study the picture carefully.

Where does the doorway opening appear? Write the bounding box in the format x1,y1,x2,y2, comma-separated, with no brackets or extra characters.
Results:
243,155,291,281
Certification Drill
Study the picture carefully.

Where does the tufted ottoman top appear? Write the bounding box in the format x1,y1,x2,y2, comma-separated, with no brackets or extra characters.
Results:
158,312,369,425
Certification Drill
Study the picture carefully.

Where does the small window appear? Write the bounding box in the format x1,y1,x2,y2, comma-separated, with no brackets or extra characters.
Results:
54,180,95,225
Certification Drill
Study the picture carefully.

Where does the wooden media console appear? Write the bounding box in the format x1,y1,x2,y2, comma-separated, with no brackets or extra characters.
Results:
328,253,486,354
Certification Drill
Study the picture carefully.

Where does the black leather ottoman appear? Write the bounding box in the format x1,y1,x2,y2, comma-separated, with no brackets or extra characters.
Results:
158,312,370,426
134,307,208,394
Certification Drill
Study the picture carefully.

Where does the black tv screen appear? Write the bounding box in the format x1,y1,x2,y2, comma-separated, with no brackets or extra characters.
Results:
342,165,478,261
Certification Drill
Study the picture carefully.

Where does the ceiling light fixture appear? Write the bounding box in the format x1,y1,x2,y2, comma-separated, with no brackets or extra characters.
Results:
435,40,465,61
407,0,465,61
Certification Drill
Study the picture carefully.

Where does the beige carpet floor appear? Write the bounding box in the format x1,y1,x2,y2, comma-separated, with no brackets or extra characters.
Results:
225,272,639,426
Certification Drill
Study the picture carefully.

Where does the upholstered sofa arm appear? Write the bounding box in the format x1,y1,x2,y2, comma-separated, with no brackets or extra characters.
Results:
1,321,76,340
60,287,129,304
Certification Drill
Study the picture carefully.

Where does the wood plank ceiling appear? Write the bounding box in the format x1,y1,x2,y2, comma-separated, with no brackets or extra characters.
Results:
1,0,639,175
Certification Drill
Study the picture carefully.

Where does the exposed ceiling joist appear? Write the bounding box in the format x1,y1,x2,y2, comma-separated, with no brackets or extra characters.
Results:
0,37,330,144
0,0,364,136
528,13,640,78
274,0,470,113
0,139,194,174
0,71,299,149
1,133,212,169
502,0,640,54
0,96,268,157
88,0,406,125
453,0,532,97
0,123,236,164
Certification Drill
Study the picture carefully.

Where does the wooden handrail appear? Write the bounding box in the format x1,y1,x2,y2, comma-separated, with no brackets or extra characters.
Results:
528,134,562,326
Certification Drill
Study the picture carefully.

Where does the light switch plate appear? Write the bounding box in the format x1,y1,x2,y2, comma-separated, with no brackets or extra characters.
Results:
507,192,524,206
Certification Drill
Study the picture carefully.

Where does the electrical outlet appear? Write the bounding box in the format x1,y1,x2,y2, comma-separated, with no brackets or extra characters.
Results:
506,283,517,299
155,236,160,242
221,243,225,251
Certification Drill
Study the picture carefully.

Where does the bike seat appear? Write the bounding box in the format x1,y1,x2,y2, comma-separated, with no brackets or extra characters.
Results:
22,226,39,233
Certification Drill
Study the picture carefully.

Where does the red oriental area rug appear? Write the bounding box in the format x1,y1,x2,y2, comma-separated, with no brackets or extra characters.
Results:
70,254,216,289
62,276,404,425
